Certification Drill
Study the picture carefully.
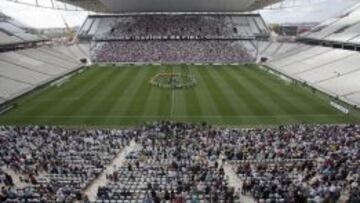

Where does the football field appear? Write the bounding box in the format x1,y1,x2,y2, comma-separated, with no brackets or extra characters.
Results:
1,64,359,127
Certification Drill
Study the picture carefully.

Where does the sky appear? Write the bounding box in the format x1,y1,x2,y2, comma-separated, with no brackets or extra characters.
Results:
0,0,89,28
0,0,359,28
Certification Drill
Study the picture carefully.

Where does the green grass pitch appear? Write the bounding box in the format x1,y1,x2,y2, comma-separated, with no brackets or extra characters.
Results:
1,64,359,127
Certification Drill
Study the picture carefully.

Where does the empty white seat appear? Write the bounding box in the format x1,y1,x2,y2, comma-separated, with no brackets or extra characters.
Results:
284,49,355,75
268,46,329,68
0,60,49,85
0,22,25,33
0,31,22,45
78,43,90,57
267,43,360,107
296,54,360,84
345,92,360,106
0,44,85,101
0,52,66,76
68,45,88,61
18,49,77,69
0,77,32,99
316,70,360,96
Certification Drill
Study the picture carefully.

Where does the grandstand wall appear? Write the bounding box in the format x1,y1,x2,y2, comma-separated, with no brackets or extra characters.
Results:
261,42,360,108
0,12,46,49
81,14,269,64
0,44,89,106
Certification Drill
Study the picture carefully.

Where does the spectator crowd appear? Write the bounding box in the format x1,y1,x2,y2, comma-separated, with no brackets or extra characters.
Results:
0,126,133,202
93,40,254,63
0,122,359,203
95,15,268,40
91,14,265,63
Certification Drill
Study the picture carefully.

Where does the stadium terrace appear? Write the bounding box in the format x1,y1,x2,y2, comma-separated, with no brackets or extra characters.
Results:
0,1,360,203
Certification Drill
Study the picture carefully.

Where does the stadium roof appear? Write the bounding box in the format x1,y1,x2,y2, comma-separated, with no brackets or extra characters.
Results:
59,0,280,13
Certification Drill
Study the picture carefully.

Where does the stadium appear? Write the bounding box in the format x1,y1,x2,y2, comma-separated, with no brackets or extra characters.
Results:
0,0,359,202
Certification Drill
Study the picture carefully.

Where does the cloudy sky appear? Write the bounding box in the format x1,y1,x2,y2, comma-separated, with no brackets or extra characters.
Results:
0,0,89,28
0,0,359,28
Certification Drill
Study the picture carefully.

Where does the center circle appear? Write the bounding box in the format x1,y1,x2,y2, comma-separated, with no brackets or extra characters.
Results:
149,73,196,89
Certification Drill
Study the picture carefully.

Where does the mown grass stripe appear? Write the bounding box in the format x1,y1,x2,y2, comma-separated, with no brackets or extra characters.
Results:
191,67,220,118
63,68,120,115
217,67,273,115
142,66,165,117
1,64,359,127
113,67,153,124
170,66,190,119
207,67,251,115
16,68,100,117
239,66,307,116
197,67,238,124
228,67,291,116
245,66,339,123
227,68,295,117
5,114,344,118
156,65,172,120
200,68,239,115
124,67,159,124
19,68,114,125
181,66,202,118
48,68,119,125
85,67,135,125
247,65,335,113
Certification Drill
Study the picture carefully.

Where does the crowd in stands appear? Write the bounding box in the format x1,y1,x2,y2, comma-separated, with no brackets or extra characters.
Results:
0,122,359,203
0,126,132,202
96,15,266,40
97,122,238,202
226,124,360,203
93,40,254,63
97,122,359,203
90,14,264,63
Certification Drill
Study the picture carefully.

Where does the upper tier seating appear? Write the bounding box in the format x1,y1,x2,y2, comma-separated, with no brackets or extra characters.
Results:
0,13,44,46
0,44,89,104
265,43,360,106
257,41,301,60
79,14,269,40
301,3,360,44
86,14,268,63
0,31,22,45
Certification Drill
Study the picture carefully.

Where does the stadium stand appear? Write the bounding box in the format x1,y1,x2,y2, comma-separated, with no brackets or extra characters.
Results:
0,125,131,202
0,44,89,104
226,123,360,203
1,122,359,202
300,3,360,46
264,44,360,106
0,12,45,47
79,14,269,39
0,60,49,85
68,44,89,61
1,1,360,202
0,31,22,45
17,49,78,69
346,92,360,105
256,41,301,60
0,77,32,100
82,14,269,63
54,44,86,61
93,40,254,63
